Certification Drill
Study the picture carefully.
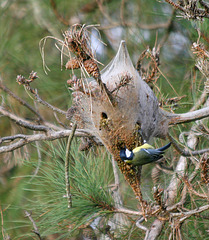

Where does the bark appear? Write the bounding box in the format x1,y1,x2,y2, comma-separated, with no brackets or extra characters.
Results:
145,219,165,240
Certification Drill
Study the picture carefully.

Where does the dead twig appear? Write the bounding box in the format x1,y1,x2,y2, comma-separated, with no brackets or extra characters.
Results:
136,217,149,239
110,74,133,94
0,80,43,121
96,0,117,26
0,129,90,154
201,153,209,184
120,0,126,26
165,0,186,12
0,205,11,240
181,176,209,199
167,132,209,157
0,134,27,144
53,112,69,129
50,0,69,25
153,187,165,210
136,47,160,84
165,0,209,19
25,210,43,240
16,73,67,116
114,207,143,216
190,90,208,111
170,204,209,223
0,108,65,132
0,107,49,132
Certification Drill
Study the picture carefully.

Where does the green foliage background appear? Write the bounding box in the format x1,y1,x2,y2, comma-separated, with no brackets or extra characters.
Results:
0,0,209,239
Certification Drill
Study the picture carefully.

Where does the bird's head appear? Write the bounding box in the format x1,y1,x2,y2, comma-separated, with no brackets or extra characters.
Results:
120,147,134,161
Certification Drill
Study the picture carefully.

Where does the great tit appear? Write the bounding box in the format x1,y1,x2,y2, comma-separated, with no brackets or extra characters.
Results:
120,142,171,166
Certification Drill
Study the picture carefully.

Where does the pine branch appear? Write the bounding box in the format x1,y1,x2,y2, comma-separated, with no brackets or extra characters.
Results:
114,207,143,216
145,219,165,240
168,106,209,125
0,103,69,132
0,129,89,154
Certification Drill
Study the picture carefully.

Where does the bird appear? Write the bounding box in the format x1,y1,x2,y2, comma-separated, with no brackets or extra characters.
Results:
120,142,171,166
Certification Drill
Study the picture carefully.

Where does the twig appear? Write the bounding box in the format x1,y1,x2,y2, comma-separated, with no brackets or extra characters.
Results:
165,131,198,207
96,0,117,25
110,74,133,94
190,90,208,111
65,122,77,208
0,107,49,132
0,134,27,144
16,73,66,115
165,95,209,212
136,217,149,238
0,106,66,132
165,0,186,12
156,163,173,174
136,217,147,231
49,0,69,25
120,0,126,26
165,0,209,19
0,205,11,239
166,185,188,212
114,207,143,216
0,129,90,154
53,112,69,129
99,21,174,30
25,210,42,240
165,99,209,237
167,132,209,156
0,80,43,121
25,85,67,115
158,9,176,48
199,0,209,11
182,177,209,199
168,106,209,125
170,204,209,223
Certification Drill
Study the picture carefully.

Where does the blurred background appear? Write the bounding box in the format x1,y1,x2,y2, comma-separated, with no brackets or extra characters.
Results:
0,0,208,239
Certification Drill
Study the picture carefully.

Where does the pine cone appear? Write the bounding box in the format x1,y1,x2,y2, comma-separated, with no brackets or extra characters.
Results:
66,58,80,70
83,59,100,78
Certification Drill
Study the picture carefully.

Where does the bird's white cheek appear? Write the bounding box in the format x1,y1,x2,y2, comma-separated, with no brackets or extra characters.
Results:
125,148,132,158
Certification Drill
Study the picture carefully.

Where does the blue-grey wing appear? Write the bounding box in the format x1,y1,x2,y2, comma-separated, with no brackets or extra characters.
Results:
141,148,164,161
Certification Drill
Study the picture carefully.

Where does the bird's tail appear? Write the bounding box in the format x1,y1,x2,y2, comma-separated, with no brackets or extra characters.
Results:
157,142,171,152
